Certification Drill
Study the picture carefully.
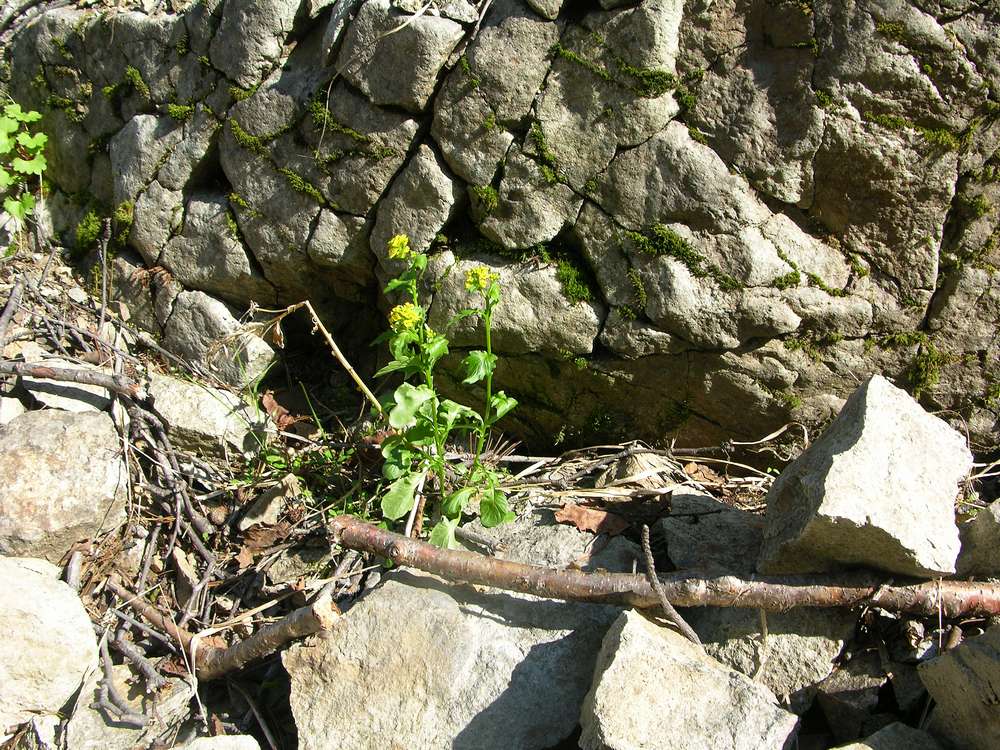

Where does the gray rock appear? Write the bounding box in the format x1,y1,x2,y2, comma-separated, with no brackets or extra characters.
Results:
480,150,583,249
431,0,559,184
337,0,464,112
109,115,183,206
19,357,112,413
919,626,1000,750
0,557,98,732
830,722,943,750
159,194,275,304
130,180,183,265
307,211,374,293
757,375,969,577
148,372,262,458
580,609,800,750
161,291,276,388
181,737,261,750
0,397,26,425
371,144,463,262
209,0,299,87
659,491,766,574
524,0,562,20
157,108,221,192
239,473,301,531
957,501,1000,578
0,411,127,562
284,569,621,749
427,252,603,355
816,651,888,742
64,664,193,750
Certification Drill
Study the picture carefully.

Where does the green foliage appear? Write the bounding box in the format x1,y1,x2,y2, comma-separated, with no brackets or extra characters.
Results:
529,121,561,184
459,55,480,88
308,98,370,143
865,111,960,151
814,88,834,108
549,40,675,98
627,224,741,291
482,112,496,132
966,195,993,218
805,271,847,297
113,201,133,246
688,126,708,144
0,102,47,251
230,83,259,102
229,118,268,157
910,342,950,398
556,257,594,303
167,103,194,121
374,237,516,543
875,20,907,43
471,184,499,215
123,65,150,100
627,267,647,308
673,84,697,112
175,32,189,56
771,269,801,289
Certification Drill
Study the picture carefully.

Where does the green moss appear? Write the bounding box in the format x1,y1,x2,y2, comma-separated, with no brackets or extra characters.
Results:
175,33,189,56
659,400,690,431
965,195,992,218
673,85,696,112
46,94,85,123
482,112,496,132
772,270,801,289
75,211,102,253
879,331,928,349
197,55,210,67
278,167,326,206
627,267,647,308
919,126,960,151
113,201,133,246
225,210,240,239
985,380,1000,408
792,37,820,55
875,20,907,43
229,83,259,101
458,55,480,88
550,42,614,84
308,98,370,144
229,118,268,157
471,184,499,215
123,65,150,100
229,192,260,219
910,342,950,398
53,37,73,62
613,58,675,98
867,111,910,131
167,103,194,121
619,304,637,321
556,257,594,304
814,88,834,108
688,126,708,144
805,271,847,297
529,122,560,174
626,224,742,291
849,253,870,277
584,177,598,194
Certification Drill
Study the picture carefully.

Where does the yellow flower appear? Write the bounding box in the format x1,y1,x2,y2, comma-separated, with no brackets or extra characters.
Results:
388,302,422,332
465,266,498,292
387,234,411,260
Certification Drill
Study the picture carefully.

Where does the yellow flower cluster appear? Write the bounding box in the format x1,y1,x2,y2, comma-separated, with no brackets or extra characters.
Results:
387,234,411,260
465,266,499,293
388,302,421,332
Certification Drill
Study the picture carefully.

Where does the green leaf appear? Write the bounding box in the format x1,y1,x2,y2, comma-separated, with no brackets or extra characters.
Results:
403,420,436,447
411,252,428,271
0,133,13,155
0,167,14,191
4,196,25,221
429,517,460,549
480,489,515,528
381,471,425,520
489,391,518,420
4,103,42,123
383,276,411,295
447,308,479,328
423,334,449,368
388,382,435,429
16,131,47,151
442,486,476,517
374,358,412,378
486,280,501,307
12,154,46,176
0,117,17,136
462,350,497,384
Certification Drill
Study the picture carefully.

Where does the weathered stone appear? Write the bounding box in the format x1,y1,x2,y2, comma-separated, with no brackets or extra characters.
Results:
580,609,799,750
65,664,192,750
239,473,301,531
147,372,261,458
480,150,583,249
337,0,464,112
428,251,603,355
0,410,127,562
0,557,98,733
109,115,183,206
19,357,112,413
161,291,276,388
284,569,620,749
209,0,299,87
658,491,765,574
757,375,969,577
130,180,183,264
160,194,274,304
919,626,1000,750
816,651,888,742
306,211,373,293
957,501,1000,577
182,738,261,750
830,722,943,750
156,107,221,192
0,397,26,425
371,144,462,263
524,0,562,20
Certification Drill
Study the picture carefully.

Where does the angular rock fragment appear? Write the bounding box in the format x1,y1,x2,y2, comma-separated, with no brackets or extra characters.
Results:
580,609,800,750
0,557,98,733
816,651,888,743
757,375,969,577
830,722,943,749
0,410,127,562
919,625,1000,750
956,501,1000,577
284,569,620,749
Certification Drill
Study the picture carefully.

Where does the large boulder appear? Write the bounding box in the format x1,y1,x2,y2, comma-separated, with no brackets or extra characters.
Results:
580,609,800,750
0,410,127,562
0,557,98,736
757,375,970,577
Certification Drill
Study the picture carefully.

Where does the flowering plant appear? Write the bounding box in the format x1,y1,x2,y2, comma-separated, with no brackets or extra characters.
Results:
374,235,517,546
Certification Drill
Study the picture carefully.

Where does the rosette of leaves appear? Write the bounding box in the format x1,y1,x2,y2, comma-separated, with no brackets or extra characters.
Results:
374,236,517,547
0,102,47,252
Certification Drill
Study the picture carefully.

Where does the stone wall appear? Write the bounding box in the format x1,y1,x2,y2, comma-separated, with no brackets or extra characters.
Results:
5,0,999,449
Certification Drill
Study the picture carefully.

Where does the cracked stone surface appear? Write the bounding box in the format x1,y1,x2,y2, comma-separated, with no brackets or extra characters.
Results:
7,0,1000,451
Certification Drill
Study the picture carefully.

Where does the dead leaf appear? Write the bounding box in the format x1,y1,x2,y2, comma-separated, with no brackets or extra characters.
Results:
554,504,629,536
242,521,292,551
683,461,724,485
261,391,298,431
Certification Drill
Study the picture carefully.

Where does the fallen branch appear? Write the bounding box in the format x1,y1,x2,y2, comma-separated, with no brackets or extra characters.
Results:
328,515,1000,618
106,579,339,681
0,359,144,398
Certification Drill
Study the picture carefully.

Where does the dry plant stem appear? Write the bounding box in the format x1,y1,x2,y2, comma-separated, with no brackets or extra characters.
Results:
0,276,24,349
640,525,701,647
0,360,142,398
107,579,339,681
98,634,148,727
113,635,168,693
329,515,1000,618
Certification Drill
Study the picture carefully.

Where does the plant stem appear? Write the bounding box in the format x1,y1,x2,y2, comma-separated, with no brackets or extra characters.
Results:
473,307,493,467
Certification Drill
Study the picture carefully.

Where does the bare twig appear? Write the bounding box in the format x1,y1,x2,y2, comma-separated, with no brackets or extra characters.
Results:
329,515,1000,618
640,525,701,647
0,360,143,398
97,633,148,727
0,276,25,350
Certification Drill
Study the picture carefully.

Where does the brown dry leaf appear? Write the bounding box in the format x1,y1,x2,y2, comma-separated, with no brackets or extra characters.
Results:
242,521,292,551
234,546,255,571
158,656,190,677
261,391,297,430
683,461,724,485
554,504,629,536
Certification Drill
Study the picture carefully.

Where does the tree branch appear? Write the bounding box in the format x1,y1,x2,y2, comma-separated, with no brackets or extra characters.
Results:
328,514,1000,618
0,359,144,398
